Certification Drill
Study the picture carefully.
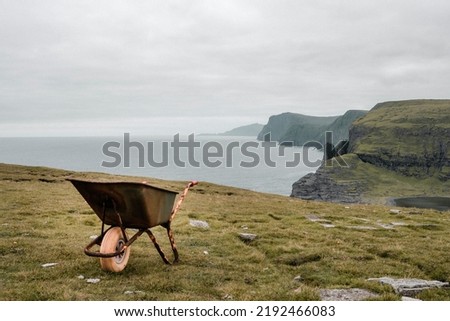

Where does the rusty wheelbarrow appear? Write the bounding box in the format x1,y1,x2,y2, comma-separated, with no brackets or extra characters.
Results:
68,178,197,272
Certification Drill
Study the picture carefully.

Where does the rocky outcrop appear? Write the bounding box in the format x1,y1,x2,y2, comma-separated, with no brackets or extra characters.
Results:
291,100,450,203
367,277,449,297
290,164,365,203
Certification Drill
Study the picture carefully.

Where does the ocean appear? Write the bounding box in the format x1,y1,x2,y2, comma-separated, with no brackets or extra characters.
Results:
0,135,322,196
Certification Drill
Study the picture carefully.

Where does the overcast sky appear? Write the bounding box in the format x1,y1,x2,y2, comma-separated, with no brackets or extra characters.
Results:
1,0,449,136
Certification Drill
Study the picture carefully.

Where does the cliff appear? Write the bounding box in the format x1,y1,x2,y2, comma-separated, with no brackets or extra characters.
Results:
349,100,449,179
291,100,450,204
256,112,338,142
315,110,368,145
257,110,367,146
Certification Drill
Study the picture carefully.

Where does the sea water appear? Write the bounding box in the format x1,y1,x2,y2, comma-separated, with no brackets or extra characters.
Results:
0,135,322,196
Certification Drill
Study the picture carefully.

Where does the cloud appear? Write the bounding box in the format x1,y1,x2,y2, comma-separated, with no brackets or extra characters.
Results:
1,0,450,135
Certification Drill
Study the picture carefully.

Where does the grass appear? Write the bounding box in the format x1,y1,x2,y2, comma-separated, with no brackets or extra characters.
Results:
350,99,450,158
1,163,449,301
324,154,450,203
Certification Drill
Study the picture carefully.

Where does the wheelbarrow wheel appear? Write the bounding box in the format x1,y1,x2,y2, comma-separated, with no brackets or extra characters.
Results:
100,227,130,272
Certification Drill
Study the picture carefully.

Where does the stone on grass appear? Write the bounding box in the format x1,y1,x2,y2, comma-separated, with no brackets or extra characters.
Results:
41,263,58,268
239,233,257,242
402,296,421,301
222,294,233,300
389,209,401,214
321,223,335,228
124,290,145,295
189,219,209,229
293,275,303,282
86,278,101,284
376,223,395,229
346,225,377,230
319,288,379,301
367,277,449,296
391,222,408,226
306,214,332,224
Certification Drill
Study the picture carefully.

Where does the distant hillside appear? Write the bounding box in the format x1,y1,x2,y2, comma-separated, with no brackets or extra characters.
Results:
201,123,264,137
291,99,450,203
257,110,367,145
220,123,264,136
257,113,338,142
315,110,368,144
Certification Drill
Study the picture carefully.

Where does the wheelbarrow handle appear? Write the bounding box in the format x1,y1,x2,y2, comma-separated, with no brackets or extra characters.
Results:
169,180,198,223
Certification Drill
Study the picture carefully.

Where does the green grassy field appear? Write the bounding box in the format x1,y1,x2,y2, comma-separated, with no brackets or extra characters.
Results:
1,163,449,300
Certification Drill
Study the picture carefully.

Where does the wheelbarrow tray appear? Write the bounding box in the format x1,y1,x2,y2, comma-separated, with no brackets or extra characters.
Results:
68,179,178,229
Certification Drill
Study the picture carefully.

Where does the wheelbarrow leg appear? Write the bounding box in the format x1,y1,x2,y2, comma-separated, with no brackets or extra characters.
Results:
166,225,179,263
145,224,179,265
145,230,170,264
145,181,198,265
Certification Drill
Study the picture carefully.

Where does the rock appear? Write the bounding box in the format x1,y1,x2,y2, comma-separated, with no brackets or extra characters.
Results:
239,233,257,242
389,209,401,214
77,275,85,280
89,235,98,239
305,214,332,224
124,290,145,295
305,215,335,227
41,263,58,268
319,288,379,301
293,275,303,282
367,277,449,296
203,251,209,255
346,225,377,230
391,222,408,226
376,223,395,229
86,278,101,284
222,294,233,300
189,219,209,229
401,296,421,301
321,224,335,228
291,169,364,203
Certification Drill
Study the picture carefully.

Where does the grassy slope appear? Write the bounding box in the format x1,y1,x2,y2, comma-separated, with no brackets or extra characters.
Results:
350,99,450,157
325,154,450,203
1,163,449,301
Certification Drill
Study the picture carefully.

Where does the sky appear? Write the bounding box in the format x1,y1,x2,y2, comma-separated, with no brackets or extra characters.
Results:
1,0,450,136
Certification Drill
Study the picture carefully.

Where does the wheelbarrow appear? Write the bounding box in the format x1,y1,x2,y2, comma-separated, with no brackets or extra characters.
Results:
67,178,198,272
